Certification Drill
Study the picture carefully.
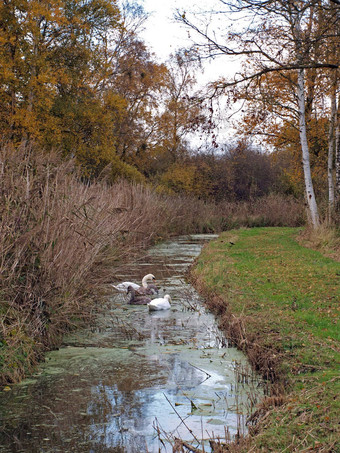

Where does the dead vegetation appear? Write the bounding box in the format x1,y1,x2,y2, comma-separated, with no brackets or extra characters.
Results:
0,143,224,384
298,222,340,262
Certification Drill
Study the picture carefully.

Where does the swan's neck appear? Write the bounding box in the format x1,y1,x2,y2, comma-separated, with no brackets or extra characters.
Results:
141,278,148,288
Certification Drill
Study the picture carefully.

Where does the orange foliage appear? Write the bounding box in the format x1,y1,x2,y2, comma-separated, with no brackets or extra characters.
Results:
159,162,211,198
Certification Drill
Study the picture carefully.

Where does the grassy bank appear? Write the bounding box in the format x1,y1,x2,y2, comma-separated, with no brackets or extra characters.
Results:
189,227,339,452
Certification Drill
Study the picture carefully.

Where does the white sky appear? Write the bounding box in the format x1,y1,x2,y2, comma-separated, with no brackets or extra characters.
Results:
141,0,202,61
138,0,242,146
140,0,229,83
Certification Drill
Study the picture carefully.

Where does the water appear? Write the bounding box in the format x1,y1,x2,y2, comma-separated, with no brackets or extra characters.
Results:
0,235,262,452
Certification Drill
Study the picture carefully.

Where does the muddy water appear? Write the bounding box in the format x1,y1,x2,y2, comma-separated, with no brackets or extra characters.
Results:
0,235,261,452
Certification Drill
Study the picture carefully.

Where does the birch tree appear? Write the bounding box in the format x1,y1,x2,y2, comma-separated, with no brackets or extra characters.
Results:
177,0,340,227
327,75,337,220
336,94,340,209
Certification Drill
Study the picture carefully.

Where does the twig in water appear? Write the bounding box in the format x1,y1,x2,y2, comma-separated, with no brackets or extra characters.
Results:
189,363,211,383
153,417,172,448
42,405,59,420
163,393,200,443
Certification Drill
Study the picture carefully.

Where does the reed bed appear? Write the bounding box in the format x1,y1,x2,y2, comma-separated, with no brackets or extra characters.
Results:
217,194,306,229
0,143,305,384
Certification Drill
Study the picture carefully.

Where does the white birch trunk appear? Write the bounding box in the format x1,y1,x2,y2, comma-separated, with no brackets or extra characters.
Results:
297,68,320,228
327,80,337,221
336,94,340,211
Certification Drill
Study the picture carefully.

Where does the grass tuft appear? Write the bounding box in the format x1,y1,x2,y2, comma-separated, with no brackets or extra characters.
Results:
298,222,340,262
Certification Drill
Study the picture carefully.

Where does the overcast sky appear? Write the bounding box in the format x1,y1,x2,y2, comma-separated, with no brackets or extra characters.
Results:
139,0,240,84
141,0,202,61
139,0,240,145
141,1,229,67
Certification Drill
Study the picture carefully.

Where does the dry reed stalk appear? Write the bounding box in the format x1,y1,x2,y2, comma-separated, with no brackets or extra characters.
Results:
0,144,220,384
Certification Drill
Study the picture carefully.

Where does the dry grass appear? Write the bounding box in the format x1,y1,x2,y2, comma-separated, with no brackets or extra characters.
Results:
0,143,227,383
0,144,143,382
298,222,340,262
218,194,305,229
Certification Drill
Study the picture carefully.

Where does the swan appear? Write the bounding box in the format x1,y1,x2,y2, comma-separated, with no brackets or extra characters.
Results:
111,273,156,293
147,294,171,311
135,282,159,296
127,286,151,305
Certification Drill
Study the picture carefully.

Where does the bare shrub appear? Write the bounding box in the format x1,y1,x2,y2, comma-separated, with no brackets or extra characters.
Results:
298,221,340,261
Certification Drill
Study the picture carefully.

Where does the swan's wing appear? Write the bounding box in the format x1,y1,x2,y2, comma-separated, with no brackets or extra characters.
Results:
147,302,159,311
147,297,171,311
130,296,151,305
134,286,148,296
138,284,159,296
111,282,140,292
147,284,159,295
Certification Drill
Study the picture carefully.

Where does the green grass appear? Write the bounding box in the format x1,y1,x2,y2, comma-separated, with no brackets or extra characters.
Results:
191,227,339,452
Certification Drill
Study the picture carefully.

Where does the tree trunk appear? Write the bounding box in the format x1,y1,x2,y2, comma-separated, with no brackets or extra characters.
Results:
297,68,320,228
336,94,340,212
327,77,337,221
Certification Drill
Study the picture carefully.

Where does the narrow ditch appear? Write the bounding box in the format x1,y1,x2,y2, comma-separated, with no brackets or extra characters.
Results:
0,235,264,452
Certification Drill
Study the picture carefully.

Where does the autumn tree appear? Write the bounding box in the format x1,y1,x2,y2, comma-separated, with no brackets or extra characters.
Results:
0,0,120,140
107,36,168,172
177,0,340,227
155,52,205,164
0,0,146,180
236,67,331,200
1,1,208,184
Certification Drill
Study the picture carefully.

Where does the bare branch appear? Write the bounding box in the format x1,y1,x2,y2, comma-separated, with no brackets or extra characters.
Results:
211,62,338,93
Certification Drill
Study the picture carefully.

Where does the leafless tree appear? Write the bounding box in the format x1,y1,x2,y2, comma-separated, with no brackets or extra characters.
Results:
176,0,340,227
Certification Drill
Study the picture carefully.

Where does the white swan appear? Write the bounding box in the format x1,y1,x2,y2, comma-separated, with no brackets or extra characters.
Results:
147,294,171,311
111,274,156,293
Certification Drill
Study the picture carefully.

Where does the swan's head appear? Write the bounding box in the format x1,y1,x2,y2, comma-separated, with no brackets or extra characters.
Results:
142,273,156,286
126,285,134,294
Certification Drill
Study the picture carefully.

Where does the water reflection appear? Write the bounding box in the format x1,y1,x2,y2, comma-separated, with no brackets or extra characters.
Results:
0,235,261,452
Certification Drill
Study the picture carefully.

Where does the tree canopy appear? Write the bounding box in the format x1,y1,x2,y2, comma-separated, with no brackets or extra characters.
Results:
1,0,339,219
